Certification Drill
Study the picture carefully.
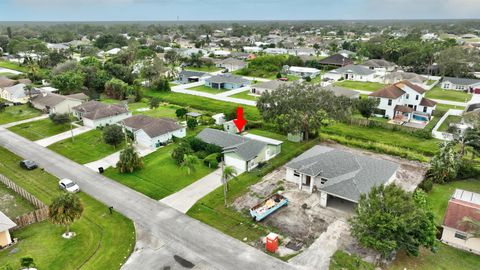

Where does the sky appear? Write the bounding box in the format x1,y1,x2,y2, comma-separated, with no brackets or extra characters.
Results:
1,0,480,21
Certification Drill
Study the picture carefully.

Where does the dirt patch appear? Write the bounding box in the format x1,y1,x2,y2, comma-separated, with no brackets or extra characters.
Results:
0,185,35,219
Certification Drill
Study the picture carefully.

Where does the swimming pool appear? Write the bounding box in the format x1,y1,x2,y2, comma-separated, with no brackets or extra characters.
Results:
412,114,428,122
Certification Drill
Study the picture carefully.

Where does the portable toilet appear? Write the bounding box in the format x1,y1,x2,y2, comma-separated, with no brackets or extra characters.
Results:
265,232,279,253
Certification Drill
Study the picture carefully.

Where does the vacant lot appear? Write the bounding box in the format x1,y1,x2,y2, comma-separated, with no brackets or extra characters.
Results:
0,147,134,270
8,118,71,141
425,87,472,103
229,90,258,101
48,129,124,164
0,183,35,218
334,81,385,92
104,143,215,200
437,115,462,132
0,105,42,125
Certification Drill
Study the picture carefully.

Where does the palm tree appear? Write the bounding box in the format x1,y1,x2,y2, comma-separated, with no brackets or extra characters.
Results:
460,211,480,238
49,193,84,237
117,144,144,173
221,166,237,207
456,128,480,159
181,154,198,175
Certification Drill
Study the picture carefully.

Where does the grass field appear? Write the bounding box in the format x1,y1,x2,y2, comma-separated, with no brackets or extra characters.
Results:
437,115,462,132
425,87,472,103
0,61,28,73
322,122,440,157
8,118,71,141
187,129,320,255
184,66,221,72
0,183,35,219
48,129,124,164
0,147,135,270
104,143,215,200
436,103,465,112
334,81,385,92
0,105,42,125
229,90,258,101
187,85,226,94
143,89,261,121
329,251,375,270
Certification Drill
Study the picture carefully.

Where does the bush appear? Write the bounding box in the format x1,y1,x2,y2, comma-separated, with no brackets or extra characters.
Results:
204,153,219,168
175,107,188,119
49,113,70,125
194,150,208,159
305,76,312,82
457,161,480,180
187,118,198,130
171,141,192,165
418,178,433,192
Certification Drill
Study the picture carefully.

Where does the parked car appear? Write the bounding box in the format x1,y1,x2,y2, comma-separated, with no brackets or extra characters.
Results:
58,179,80,193
20,160,38,170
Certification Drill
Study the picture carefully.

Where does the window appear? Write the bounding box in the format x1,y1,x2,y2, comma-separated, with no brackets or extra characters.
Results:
293,170,300,177
416,95,419,100
423,106,427,113
444,83,450,89
406,94,410,99
320,178,328,184
455,232,467,240
388,99,392,106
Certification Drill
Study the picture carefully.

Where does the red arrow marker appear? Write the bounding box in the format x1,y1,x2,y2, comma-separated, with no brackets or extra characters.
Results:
233,106,247,132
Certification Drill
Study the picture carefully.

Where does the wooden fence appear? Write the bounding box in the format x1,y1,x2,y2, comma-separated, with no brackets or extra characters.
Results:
0,174,49,230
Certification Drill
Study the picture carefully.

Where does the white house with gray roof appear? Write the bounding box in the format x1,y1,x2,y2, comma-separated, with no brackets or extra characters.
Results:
323,64,376,82
441,77,480,94
178,70,211,84
285,145,398,208
196,128,282,173
205,74,250,90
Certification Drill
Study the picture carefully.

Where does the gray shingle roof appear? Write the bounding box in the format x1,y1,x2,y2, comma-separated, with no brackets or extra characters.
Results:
322,85,359,98
329,65,375,76
206,74,250,85
73,100,128,120
286,145,399,202
251,80,290,91
122,115,182,138
179,70,207,78
196,128,267,161
442,77,480,86
362,59,396,68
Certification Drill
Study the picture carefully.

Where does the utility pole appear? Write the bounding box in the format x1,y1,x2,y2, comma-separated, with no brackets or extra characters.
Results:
68,105,74,143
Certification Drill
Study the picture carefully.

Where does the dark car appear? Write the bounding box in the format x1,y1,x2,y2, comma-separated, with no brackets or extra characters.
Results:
20,160,38,170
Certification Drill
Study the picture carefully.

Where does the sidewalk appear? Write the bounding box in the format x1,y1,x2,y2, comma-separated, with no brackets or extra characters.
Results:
0,114,48,128
83,144,156,172
35,126,92,147
160,168,223,213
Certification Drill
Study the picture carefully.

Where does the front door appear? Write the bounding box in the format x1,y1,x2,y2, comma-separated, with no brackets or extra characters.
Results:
304,175,311,186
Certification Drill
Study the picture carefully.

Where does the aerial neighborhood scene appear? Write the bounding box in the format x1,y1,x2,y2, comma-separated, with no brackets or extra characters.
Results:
2,0,480,269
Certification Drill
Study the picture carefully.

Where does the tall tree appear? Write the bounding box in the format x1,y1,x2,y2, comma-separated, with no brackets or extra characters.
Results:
426,142,461,184
221,166,237,207
257,84,354,140
350,185,437,258
103,125,124,149
49,193,84,236
117,144,144,173
104,78,130,100
356,98,379,120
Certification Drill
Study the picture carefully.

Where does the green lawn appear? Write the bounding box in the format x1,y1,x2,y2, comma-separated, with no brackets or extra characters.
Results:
0,105,43,125
184,66,221,72
104,143,215,200
334,81,385,92
0,72,16,77
0,183,35,219
129,102,179,118
48,129,124,164
0,61,28,73
143,88,261,121
437,115,462,132
425,87,472,103
8,118,71,141
187,85,226,94
322,122,440,157
329,251,375,270
229,90,258,101
0,147,134,270
187,129,320,254
436,103,465,112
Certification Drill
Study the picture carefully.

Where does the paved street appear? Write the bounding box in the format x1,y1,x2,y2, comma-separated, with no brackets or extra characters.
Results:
0,127,297,270
160,168,223,213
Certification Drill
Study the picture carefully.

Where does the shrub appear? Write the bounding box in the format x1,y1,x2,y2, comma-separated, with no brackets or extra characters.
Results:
187,118,198,130
204,153,219,168
305,76,312,82
49,113,70,125
171,140,192,165
194,150,208,159
175,107,188,119
418,178,433,192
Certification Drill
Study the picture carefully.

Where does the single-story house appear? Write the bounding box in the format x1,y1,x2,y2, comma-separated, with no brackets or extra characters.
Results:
361,59,397,74
441,189,480,255
121,115,186,149
0,211,16,248
212,113,226,125
215,58,247,72
72,101,131,128
287,66,320,78
441,77,480,94
213,50,231,57
0,83,39,104
322,85,360,99
285,145,398,208
338,49,356,58
205,74,250,90
0,77,31,89
288,47,316,56
31,92,86,114
369,81,437,121
250,80,291,95
196,128,282,173
383,72,428,85
323,64,376,82
178,70,210,84
264,48,288,55
243,46,263,53
318,54,354,67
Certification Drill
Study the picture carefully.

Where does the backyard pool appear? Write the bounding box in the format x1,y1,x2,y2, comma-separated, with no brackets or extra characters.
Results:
412,114,428,122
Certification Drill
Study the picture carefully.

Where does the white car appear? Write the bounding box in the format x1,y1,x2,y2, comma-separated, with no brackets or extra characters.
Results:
58,179,80,193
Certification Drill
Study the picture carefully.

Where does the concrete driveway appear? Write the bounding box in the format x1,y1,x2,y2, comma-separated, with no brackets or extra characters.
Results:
160,168,223,213
0,127,295,270
0,114,49,128
172,82,257,106
35,126,92,147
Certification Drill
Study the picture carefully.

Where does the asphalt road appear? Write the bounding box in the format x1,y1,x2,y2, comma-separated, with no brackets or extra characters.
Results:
0,127,297,270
